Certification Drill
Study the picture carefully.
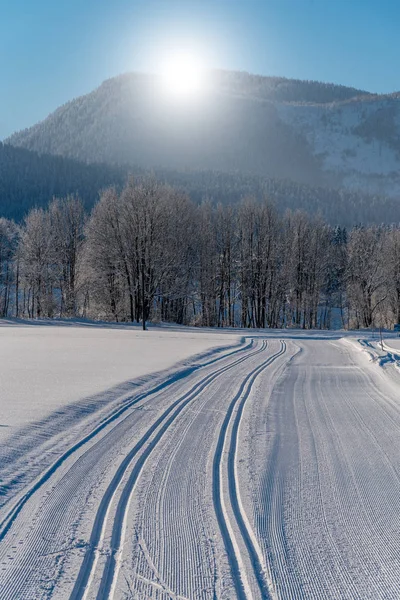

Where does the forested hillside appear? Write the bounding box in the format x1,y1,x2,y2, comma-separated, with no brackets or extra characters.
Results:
1,143,400,225
0,143,126,220
7,70,400,197
153,169,400,226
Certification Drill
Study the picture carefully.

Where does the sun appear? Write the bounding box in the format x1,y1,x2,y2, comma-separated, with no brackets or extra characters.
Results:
159,53,207,99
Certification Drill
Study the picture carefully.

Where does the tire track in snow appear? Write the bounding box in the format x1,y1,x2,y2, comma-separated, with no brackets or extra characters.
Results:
213,341,286,600
0,339,250,545
70,341,267,600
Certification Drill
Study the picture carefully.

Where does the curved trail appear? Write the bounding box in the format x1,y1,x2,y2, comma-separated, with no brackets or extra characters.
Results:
0,337,282,600
114,339,287,600
72,341,267,600
2,333,400,600
0,339,250,544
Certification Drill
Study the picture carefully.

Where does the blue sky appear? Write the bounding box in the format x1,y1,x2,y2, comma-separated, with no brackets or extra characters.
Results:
1,0,399,139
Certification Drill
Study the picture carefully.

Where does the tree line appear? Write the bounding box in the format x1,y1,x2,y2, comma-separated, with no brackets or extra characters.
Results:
0,178,399,330
216,71,368,104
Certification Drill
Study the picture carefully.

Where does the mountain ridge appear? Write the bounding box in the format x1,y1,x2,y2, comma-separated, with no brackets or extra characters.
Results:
6,70,400,198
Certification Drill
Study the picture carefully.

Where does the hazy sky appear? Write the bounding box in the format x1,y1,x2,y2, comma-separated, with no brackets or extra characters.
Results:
1,0,399,139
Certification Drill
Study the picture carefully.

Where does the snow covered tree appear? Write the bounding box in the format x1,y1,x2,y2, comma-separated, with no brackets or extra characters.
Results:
0,218,18,317
19,208,55,318
49,196,85,316
346,227,387,328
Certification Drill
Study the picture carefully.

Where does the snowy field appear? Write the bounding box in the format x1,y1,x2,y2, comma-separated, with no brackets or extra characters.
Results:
0,321,238,435
1,323,400,599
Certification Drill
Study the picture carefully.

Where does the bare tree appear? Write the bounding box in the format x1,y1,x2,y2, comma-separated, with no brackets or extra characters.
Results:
382,227,400,326
82,188,127,321
49,196,85,316
346,227,387,328
19,208,55,318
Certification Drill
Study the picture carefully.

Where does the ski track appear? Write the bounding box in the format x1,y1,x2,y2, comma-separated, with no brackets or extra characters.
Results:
0,337,269,600
87,344,264,600
0,339,252,600
115,339,286,600
0,339,250,539
215,341,287,600
1,334,400,599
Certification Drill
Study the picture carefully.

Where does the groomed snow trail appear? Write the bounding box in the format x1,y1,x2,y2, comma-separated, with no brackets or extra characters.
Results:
246,339,400,600
71,340,271,600
1,335,400,599
0,337,287,600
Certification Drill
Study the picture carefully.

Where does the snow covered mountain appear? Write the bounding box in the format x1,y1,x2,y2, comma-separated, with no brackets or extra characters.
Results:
277,93,400,197
6,71,400,197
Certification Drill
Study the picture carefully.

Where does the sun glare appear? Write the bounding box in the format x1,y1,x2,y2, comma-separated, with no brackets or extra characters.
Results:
159,53,207,99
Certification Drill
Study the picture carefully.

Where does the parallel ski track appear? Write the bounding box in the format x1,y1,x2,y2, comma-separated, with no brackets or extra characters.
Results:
213,340,286,600
0,339,251,545
70,340,268,600
129,362,239,599
128,342,275,599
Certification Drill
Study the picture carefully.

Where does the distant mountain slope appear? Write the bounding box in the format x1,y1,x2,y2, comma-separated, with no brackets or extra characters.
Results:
1,143,400,226
152,167,400,226
0,143,126,220
9,70,399,198
277,94,400,197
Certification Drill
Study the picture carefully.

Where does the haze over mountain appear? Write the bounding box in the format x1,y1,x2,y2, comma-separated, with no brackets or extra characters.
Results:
6,70,400,199
2,141,400,226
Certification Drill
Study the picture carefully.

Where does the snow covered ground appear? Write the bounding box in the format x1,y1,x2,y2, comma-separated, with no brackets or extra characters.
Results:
0,322,239,518
385,337,400,351
0,324,400,599
0,322,239,438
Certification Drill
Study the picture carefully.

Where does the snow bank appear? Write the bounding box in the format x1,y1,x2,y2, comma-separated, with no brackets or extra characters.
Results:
385,338,400,351
340,335,400,378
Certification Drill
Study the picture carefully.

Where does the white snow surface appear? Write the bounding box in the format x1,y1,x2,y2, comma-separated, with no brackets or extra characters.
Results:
1,324,400,600
385,338,400,350
0,322,237,434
